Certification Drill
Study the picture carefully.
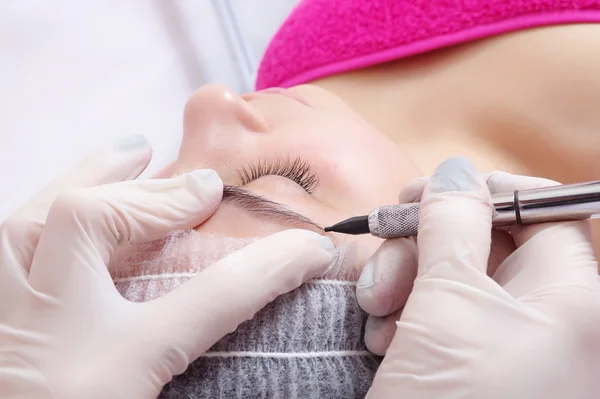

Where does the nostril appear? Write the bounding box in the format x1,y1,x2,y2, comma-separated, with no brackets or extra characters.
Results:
239,92,254,102
184,84,269,135
235,97,270,133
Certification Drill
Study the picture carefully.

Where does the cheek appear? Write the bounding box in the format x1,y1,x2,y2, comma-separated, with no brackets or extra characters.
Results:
150,162,178,179
327,133,421,198
168,142,258,184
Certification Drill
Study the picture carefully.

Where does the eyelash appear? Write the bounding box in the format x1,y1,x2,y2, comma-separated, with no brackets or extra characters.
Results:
238,157,320,194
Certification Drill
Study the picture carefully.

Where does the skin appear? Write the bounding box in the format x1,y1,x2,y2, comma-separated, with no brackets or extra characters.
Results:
127,22,599,369
148,25,600,282
145,83,516,357
155,83,422,278
311,24,600,257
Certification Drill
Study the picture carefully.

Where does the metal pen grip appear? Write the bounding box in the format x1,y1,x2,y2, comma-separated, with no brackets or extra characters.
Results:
370,180,600,239
493,180,600,226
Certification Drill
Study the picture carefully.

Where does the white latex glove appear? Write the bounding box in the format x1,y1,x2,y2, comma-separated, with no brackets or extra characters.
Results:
357,171,516,356
364,157,600,399
0,136,335,399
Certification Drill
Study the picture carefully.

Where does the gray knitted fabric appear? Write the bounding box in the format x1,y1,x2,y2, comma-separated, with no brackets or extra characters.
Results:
158,282,381,398
110,231,380,398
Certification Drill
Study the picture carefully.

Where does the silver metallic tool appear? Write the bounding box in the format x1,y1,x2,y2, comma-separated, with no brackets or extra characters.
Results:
324,180,600,239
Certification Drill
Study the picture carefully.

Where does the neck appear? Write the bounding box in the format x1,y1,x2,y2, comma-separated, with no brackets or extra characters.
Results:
314,25,600,183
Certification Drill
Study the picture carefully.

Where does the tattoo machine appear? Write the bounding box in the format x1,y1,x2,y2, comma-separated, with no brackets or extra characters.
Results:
324,180,600,239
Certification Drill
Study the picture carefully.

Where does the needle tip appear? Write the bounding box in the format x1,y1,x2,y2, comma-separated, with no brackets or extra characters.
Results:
322,215,370,235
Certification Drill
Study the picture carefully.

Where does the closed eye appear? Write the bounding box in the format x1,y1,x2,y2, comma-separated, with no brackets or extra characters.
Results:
237,156,319,194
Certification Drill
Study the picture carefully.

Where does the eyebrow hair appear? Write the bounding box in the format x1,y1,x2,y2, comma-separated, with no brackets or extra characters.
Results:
221,185,325,233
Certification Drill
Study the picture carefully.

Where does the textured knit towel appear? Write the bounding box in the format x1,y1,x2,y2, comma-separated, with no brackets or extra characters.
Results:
256,0,600,90
110,231,381,398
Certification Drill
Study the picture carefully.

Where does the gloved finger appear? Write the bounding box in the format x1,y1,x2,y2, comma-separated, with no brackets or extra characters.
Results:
418,157,493,276
397,177,428,203
356,237,417,316
144,229,336,369
486,172,597,295
396,174,514,275
28,169,223,298
398,173,497,204
364,309,403,356
0,135,152,282
358,232,513,358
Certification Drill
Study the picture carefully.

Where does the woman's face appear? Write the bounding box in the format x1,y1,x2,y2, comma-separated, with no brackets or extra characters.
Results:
165,84,421,275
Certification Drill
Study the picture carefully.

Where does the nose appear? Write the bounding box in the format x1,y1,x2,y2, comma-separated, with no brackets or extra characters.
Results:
178,84,268,171
183,84,267,136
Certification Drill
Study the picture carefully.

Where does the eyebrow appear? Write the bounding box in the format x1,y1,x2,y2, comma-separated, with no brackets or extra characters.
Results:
221,185,326,233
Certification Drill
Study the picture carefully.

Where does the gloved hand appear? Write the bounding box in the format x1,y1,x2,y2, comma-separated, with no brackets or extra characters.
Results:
0,136,335,399
361,157,600,398
356,169,516,356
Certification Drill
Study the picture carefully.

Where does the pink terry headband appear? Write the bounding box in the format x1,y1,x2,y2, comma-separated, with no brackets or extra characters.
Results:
256,0,600,90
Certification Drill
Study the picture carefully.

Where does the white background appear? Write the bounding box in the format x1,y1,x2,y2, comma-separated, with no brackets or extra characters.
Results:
0,0,299,221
